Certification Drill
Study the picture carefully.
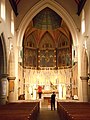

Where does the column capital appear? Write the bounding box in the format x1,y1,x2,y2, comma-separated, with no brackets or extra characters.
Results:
80,76,89,80
0,74,8,79
7,76,16,81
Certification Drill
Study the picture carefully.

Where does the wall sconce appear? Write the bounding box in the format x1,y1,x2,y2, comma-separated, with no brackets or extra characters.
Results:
8,36,13,51
83,35,88,49
8,36,12,40
88,73,90,78
88,73,90,86
84,35,88,39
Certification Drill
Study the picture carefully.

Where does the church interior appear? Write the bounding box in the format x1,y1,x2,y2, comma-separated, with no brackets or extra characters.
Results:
0,0,90,120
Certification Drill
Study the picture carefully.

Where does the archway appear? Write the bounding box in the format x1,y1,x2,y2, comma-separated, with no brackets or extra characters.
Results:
17,0,78,47
16,0,79,101
0,33,8,104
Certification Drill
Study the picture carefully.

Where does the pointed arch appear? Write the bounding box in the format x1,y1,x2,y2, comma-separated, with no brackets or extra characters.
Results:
81,48,88,76
39,31,55,48
0,33,7,74
58,33,69,48
23,32,37,48
17,0,78,47
8,48,15,76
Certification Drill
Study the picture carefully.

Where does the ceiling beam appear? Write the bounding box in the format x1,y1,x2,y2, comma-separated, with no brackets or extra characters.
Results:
15,0,21,5
77,0,87,15
75,0,80,5
9,0,18,16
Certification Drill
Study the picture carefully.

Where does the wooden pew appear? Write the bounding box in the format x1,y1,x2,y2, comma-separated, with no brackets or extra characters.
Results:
0,101,40,120
57,102,90,120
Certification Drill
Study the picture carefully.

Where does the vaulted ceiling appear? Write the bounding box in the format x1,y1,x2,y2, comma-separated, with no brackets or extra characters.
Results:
9,0,87,29
9,0,87,16
8,0,87,69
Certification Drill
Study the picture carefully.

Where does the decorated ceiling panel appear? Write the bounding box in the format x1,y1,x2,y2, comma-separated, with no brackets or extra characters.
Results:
23,7,72,69
33,7,62,30
9,0,87,16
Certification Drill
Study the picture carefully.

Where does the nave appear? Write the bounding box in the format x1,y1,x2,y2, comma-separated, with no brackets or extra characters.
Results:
32,98,60,120
37,107,60,120
0,1,90,120
0,0,90,105
0,99,60,120
0,100,90,120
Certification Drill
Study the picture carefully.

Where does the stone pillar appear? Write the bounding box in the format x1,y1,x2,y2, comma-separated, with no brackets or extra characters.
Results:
7,76,16,102
80,76,89,102
0,74,8,104
80,48,88,102
8,43,16,102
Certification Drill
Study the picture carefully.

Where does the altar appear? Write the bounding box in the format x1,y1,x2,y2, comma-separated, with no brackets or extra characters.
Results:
40,92,58,107
24,83,67,100
21,68,77,101
43,93,58,101
36,84,59,99
42,89,58,97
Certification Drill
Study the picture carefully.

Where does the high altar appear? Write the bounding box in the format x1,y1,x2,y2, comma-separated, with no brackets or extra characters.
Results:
21,68,75,100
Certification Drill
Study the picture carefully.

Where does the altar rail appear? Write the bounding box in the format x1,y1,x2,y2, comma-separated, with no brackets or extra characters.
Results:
57,102,90,120
0,101,40,120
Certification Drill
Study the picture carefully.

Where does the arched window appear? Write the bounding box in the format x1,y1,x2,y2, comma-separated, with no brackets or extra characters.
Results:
11,10,14,35
81,9,85,34
1,0,5,21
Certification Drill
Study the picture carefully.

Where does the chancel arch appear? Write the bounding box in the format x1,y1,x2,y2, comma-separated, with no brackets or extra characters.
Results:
16,4,79,102
17,0,78,47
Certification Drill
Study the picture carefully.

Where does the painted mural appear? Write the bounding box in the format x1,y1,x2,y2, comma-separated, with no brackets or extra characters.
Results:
23,7,72,69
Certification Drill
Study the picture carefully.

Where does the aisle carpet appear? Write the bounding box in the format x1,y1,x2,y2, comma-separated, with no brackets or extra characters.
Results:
37,108,60,120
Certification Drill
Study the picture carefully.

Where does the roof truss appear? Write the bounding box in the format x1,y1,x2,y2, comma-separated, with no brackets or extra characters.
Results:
9,0,87,16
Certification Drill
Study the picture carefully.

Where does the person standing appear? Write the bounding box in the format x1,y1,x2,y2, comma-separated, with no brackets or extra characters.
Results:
51,92,56,110
38,86,42,99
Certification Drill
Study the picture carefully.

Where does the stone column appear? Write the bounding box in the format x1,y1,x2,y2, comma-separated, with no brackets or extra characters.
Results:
80,48,88,102
7,76,16,102
0,74,8,104
80,76,89,102
8,43,16,102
